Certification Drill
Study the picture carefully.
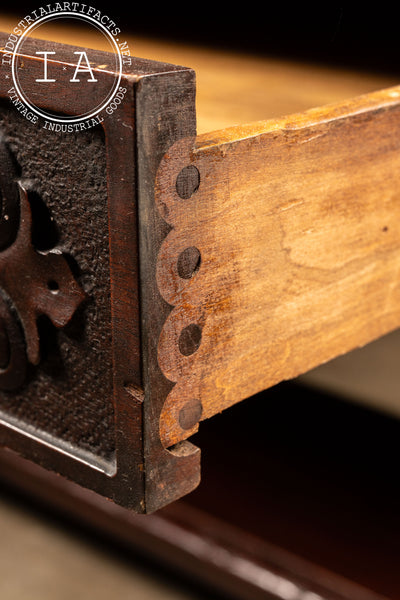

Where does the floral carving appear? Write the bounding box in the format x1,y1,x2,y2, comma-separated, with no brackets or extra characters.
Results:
0,135,86,390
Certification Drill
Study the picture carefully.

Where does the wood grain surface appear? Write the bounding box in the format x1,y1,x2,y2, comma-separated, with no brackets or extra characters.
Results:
156,87,400,447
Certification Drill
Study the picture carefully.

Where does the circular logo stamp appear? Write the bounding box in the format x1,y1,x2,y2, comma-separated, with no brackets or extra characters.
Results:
1,4,132,132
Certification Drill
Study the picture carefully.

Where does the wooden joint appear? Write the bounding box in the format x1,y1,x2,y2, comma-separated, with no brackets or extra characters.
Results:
3,30,400,514
156,87,400,449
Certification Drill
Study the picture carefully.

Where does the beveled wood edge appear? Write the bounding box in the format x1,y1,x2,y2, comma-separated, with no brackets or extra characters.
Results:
195,84,400,150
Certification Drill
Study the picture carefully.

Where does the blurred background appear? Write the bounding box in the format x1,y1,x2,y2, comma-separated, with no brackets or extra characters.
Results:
3,4,400,74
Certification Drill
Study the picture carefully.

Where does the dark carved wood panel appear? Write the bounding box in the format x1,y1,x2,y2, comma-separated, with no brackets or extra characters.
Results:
0,104,115,466
0,32,200,512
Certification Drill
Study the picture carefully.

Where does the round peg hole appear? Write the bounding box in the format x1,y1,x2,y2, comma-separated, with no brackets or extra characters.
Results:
176,165,200,199
47,280,59,294
178,323,202,356
177,246,201,279
179,399,203,430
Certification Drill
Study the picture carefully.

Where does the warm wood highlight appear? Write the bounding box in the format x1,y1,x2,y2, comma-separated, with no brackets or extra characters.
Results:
0,14,397,134
157,86,400,447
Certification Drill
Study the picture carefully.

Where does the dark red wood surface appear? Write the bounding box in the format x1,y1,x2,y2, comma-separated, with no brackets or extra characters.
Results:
0,381,398,600
0,32,199,513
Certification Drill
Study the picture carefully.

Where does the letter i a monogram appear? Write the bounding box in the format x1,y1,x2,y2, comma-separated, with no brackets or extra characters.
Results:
35,51,98,83
35,51,56,82
69,52,98,82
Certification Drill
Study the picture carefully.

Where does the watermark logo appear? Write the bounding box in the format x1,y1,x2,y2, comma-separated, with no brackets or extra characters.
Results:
1,4,132,132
